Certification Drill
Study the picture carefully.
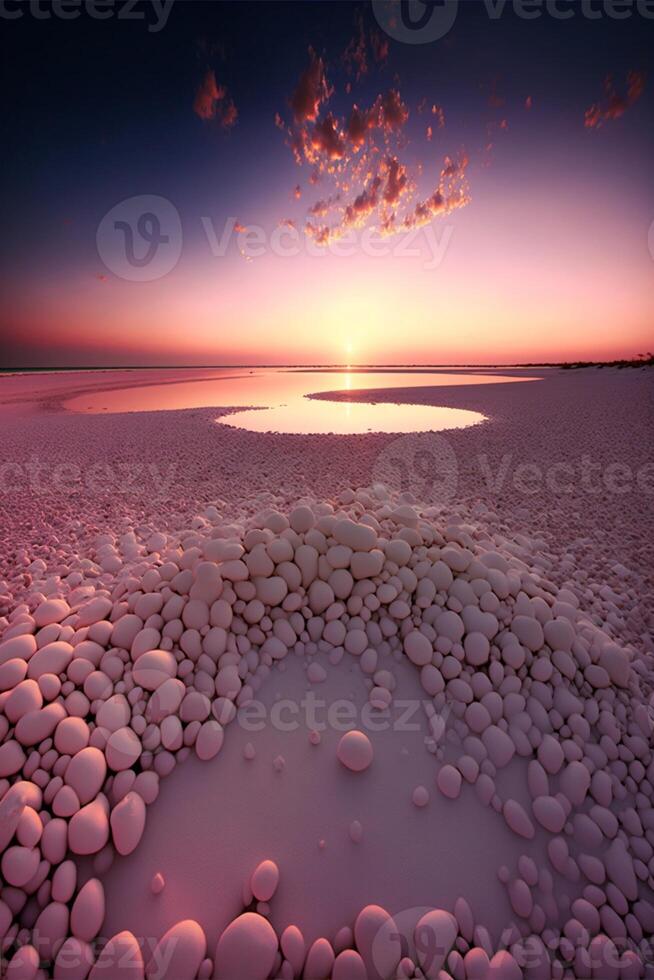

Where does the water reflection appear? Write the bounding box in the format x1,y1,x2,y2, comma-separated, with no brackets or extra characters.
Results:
66,368,540,434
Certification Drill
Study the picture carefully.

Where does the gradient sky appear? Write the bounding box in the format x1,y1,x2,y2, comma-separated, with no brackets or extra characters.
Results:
1,0,652,367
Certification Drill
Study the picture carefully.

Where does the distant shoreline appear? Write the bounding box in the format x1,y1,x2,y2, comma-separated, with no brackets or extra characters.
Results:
1,357,651,376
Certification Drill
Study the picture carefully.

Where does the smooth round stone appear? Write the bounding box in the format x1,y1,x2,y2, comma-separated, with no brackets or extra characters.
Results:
414,910,457,978
487,951,523,980
333,519,377,552
132,650,176,691
404,630,432,666
437,764,462,800
349,820,363,843
503,799,535,840
354,904,401,979
195,720,224,761
110,791,146,856
54,717,90,755
27,641,73,679
532,795,567,834
77,596,112,627
304,938,335,979
0,657,28,691
436,611,464,642
68,799,110,855
33,901,70,961
412,785,430,807
5,944,40,979
465,702,492,734
146,920,207,980
511,616,544,652
0,633,37,667
251,860,279,902
106,727,142,771
64,747,107,805
464,632,490,666
96,694,131,732
54,936,95,979
213,913,277,980
1,844,40,887
280,925,305,975
151,872,165,895
89,931,144,979
0,740,26,778
34,599,71,628
336,730,373,772
70,878,105,943
289,506,315,533
482,725,515,769
332,950,367,980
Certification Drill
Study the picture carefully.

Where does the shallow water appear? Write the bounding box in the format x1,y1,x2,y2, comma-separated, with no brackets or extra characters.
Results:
66,368,539,434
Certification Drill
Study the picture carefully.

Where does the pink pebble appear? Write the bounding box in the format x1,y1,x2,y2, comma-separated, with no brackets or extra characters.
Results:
89,930,144,979
64,747,106,805
110,791,146,856
412,785,429,807
70,878,105,943
437,764,462,800
68,799,110,856
106,727,142,771
251,859,279,902
332,950,367,980
214,913,278,980
336,730,373,773
151,872,165,895
132,649,176,691
26,641,73,680
145,919,207,980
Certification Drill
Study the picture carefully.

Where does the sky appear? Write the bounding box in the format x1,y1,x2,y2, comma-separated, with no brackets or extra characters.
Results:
1,0,652,367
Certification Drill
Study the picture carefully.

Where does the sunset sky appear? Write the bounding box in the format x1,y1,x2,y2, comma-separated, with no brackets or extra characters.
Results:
1,0,652,367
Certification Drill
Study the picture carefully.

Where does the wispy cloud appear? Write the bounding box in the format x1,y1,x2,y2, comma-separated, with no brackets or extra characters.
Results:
193,69,238,128
584,71,646,129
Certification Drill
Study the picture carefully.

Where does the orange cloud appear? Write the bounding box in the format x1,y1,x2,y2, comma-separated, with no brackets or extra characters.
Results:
193,69,237,128
584,71,646,129
291,48,331,123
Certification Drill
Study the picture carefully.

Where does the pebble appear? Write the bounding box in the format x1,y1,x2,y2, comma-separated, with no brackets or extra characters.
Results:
214,913,277,980
336,730,373,772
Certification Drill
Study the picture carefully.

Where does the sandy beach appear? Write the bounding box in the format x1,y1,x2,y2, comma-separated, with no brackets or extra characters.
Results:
1,367,653,978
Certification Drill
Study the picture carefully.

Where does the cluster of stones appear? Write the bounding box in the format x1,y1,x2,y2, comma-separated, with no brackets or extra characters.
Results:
0,484,653,978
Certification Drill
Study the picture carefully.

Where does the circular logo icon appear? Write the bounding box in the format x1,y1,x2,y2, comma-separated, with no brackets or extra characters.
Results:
96,195,182,282
372,432,458,507
372,0,459,44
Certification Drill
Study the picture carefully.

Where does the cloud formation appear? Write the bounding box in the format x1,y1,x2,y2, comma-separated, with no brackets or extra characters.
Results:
278,42,470,247
584,71,646,129
193,69,237,128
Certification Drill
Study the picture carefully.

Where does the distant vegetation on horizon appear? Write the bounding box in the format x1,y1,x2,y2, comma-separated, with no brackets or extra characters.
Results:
560,353,653,370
